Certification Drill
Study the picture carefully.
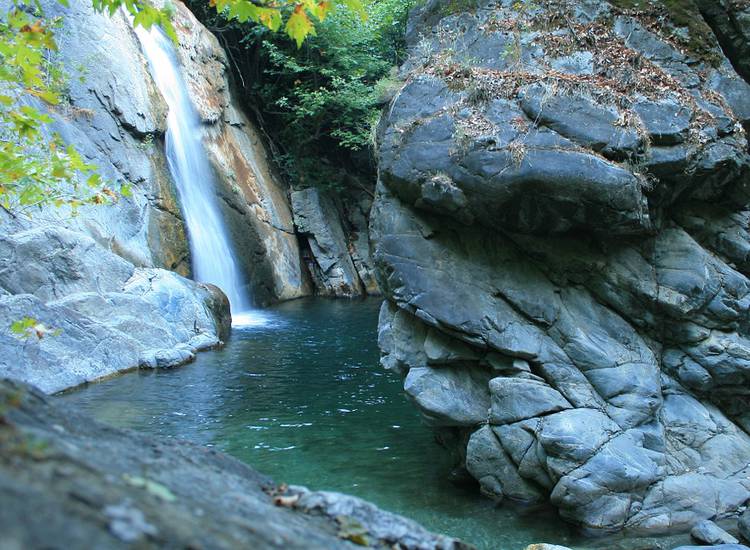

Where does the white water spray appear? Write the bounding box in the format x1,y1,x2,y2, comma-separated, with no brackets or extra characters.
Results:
135,25,262,325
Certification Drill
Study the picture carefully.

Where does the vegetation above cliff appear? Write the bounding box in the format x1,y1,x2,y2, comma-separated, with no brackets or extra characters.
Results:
188,0,415,191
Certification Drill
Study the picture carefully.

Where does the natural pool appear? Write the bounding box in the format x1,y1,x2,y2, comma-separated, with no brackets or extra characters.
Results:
59,298,689,550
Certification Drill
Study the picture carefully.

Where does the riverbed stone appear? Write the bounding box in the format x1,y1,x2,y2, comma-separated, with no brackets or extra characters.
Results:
691,521,740,545
740,510,750,542
372,0,750,536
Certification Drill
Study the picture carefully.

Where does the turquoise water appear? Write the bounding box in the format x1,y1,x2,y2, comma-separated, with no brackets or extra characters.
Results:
59,298,688,550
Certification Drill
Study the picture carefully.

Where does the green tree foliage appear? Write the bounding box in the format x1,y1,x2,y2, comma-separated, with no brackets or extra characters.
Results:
0,0,116,215
189,0,414,190
1,0,361,216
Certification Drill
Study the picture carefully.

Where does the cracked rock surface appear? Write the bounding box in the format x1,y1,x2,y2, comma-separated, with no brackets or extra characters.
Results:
372,0,750,535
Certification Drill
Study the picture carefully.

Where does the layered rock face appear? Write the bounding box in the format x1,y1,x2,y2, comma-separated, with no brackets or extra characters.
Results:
372,0,750,535
167,1,313,305
292,187,380,297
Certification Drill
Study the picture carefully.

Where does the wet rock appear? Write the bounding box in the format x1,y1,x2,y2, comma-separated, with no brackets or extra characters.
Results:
691,521,739,545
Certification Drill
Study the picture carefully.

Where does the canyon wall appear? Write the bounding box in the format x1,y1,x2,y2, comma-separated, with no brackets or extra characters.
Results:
0,0,377,393
372,0,750,535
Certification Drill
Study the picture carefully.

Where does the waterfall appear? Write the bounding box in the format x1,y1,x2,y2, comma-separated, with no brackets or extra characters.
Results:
134,25,259,325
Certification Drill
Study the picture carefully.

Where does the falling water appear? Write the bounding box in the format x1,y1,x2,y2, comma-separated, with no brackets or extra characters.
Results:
134,25,259,324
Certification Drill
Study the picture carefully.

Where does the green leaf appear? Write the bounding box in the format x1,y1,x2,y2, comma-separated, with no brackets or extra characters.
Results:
336,515,370,546
10,317,60,340
10,317,37,336
341,0,367,20
123,475,177,502
286,6,315,48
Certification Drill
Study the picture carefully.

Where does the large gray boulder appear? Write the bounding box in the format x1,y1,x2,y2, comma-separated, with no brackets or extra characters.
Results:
0,226,230,393
0,378,469,549
372,0,750,536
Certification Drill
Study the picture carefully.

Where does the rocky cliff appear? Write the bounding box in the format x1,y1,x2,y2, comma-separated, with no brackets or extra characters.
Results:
0,0,382,393
372,0,750,536
0,0,235,394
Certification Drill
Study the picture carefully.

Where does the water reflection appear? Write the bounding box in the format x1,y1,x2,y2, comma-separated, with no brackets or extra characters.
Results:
59,298,690,550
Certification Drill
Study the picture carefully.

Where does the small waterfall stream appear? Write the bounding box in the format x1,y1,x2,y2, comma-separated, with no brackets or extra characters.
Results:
134,25,255,323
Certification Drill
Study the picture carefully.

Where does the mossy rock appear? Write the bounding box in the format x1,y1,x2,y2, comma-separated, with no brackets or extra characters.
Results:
608,0,723,64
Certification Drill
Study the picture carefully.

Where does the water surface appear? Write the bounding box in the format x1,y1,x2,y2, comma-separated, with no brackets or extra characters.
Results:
60,298,689,550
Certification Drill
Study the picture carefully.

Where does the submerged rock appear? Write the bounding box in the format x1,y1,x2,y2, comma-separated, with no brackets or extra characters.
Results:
372,0,750,536
740,510,750,542
0,378,469,550
691,521,740,545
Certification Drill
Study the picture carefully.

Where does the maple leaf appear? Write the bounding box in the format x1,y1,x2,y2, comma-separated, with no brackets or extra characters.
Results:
286,4,315,48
